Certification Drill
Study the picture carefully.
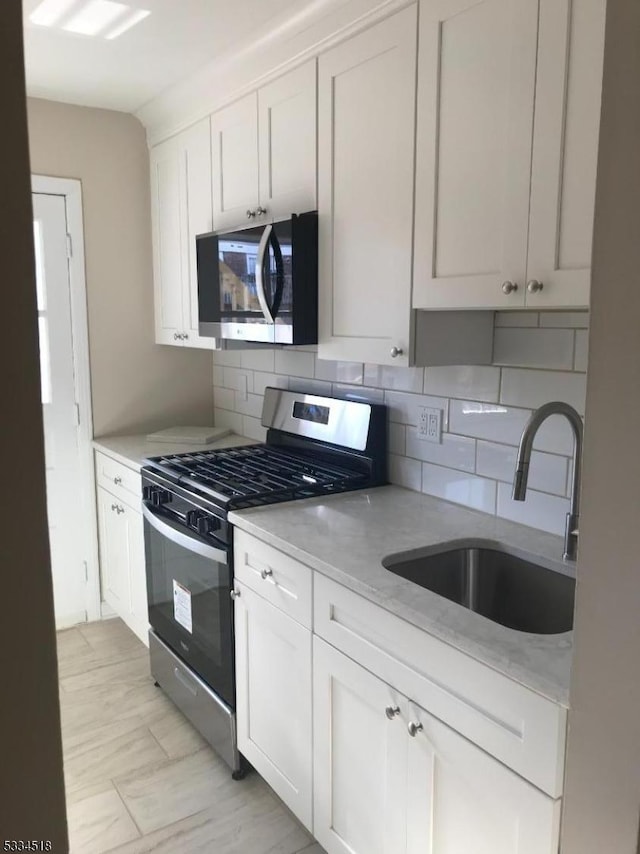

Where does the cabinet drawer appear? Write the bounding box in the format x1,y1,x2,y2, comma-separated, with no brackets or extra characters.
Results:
95,451,142,505
314,573,566,798
233,530,312,629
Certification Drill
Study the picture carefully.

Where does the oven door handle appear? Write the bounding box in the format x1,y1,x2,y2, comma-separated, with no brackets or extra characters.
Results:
255,223,275,324
142,504,228,564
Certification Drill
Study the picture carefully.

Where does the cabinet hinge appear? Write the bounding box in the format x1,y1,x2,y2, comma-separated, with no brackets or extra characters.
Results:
66,233,73,258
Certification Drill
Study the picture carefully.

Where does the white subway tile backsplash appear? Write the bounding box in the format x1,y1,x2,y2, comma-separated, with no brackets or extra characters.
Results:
315,358,364,384
493,328,575,370
364,364,424,393
539,311,589,329
389,422,406,456
211,311,589,535
385,391,449,428
449,400,530,446
574,330,589,372
275,349,315,377
496,482,570,536
501,369,587,415
476,441,568,497
421,463,497,514
389,454,422,491
423,365,500,402
407,431,476,472
240,348,276,372
495,311,539,328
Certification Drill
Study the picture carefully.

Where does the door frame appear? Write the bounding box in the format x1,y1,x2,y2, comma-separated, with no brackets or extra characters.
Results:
31,174,101,624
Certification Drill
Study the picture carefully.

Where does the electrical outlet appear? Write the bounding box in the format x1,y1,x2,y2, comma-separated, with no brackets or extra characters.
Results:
417,406,442,443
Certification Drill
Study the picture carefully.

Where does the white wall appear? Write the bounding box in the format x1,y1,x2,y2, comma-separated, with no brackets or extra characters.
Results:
26,97,214,437
213,310,587,536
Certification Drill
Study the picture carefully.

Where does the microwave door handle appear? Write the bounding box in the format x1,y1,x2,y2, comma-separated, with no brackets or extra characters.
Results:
269,229,285,319
142,504,228,564
255,224,275,324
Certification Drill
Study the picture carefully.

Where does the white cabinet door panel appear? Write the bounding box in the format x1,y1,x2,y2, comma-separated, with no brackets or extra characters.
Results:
150,138,184,345
413,0,538,309
235,583,312,829
313,637,407,854
258,60,317,220
526,0,606,308
318,7,417,365
211,93,260,231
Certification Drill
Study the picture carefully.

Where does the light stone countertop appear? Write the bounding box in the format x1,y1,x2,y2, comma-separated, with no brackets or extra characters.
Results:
93,432,257,471
229,485,574,707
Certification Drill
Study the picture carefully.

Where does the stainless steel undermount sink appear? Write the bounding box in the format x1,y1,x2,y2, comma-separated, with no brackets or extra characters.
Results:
382,540,575,635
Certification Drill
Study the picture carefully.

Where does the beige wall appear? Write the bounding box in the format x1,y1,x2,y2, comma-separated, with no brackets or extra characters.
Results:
561,0,640,851
27,97,213,437
1,1,67,846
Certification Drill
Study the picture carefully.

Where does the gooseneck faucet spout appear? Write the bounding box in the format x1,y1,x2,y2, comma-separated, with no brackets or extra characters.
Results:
512,401,583,561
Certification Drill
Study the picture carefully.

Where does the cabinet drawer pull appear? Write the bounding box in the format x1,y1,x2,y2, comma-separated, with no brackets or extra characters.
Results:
527,279,544,293
385,705,400,720
260,568,273,580
114,476,122,485
173,332,180,340
247,209,256,219
501,281,518,295
256,206,268,216
407,721,423,737
230,589,241,600
390,346,404,358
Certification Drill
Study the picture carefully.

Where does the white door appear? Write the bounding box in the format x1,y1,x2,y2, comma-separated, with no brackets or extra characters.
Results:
235,583,312,829
525,0,606,308
313,637,408,854
211,93,261,231
317,7,417,366
412,0,539,310
33,191,87,628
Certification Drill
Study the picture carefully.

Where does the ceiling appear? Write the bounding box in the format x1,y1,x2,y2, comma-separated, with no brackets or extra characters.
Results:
22,0,315,113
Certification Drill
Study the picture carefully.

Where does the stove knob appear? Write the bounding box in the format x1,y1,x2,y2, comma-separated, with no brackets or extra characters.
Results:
151,488,170,507
196,515,212,536
142,485,153,501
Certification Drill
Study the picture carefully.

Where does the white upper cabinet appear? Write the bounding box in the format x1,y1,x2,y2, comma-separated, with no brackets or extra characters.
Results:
526,0,606,308
211,61,317,231
150,116,215,348
258,60,317,220
211,93,260,231
318,7,418,366
413,0,605,311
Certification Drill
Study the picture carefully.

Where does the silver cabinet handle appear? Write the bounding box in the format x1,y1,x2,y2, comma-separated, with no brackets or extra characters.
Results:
256,206,268,216
111,503,124,514
502,281,518,295
183,333,189,340
390,347,404,358
407,721,423,737
260,568,273,580
385,705,400,720
114,476,122,485
230,589,241,600
247,209,256,219
527,279,544,293
173,332,180,340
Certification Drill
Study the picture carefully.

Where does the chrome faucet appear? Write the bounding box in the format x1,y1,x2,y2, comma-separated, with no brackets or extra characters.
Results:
512,401,583,561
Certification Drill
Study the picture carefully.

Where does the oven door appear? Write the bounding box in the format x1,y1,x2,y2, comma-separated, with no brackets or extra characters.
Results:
142,504,234,707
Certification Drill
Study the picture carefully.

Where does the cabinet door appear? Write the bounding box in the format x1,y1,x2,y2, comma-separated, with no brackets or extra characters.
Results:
235,583,312,829
211,93,260,231
317,7,417,366
413,0,539,310
525,0,606,308
405,700,561,854
150,136,185,345
313,637,408,854
179,117,217,348
258,60,317,220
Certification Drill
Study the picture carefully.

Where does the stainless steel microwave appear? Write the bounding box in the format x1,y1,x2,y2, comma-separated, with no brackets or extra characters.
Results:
196,211,317,345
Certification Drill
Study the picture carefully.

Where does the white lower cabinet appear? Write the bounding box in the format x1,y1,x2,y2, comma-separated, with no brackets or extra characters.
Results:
313,637,561,854
234,580,313,830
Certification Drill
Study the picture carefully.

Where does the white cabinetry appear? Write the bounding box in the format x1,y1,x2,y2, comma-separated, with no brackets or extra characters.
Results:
314,638,561,854
95,452,148,645
413,0,605,311
150,117,215,348
317,8,417,366
233,530,313,829
211,61,317,231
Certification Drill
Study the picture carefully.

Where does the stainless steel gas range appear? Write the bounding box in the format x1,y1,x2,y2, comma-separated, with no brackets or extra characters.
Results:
141,387,387,777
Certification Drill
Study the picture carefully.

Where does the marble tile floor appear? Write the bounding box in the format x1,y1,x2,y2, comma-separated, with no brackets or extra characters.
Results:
57,618,326,854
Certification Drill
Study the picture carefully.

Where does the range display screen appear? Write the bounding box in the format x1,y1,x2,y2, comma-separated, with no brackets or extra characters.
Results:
292,401,330,425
